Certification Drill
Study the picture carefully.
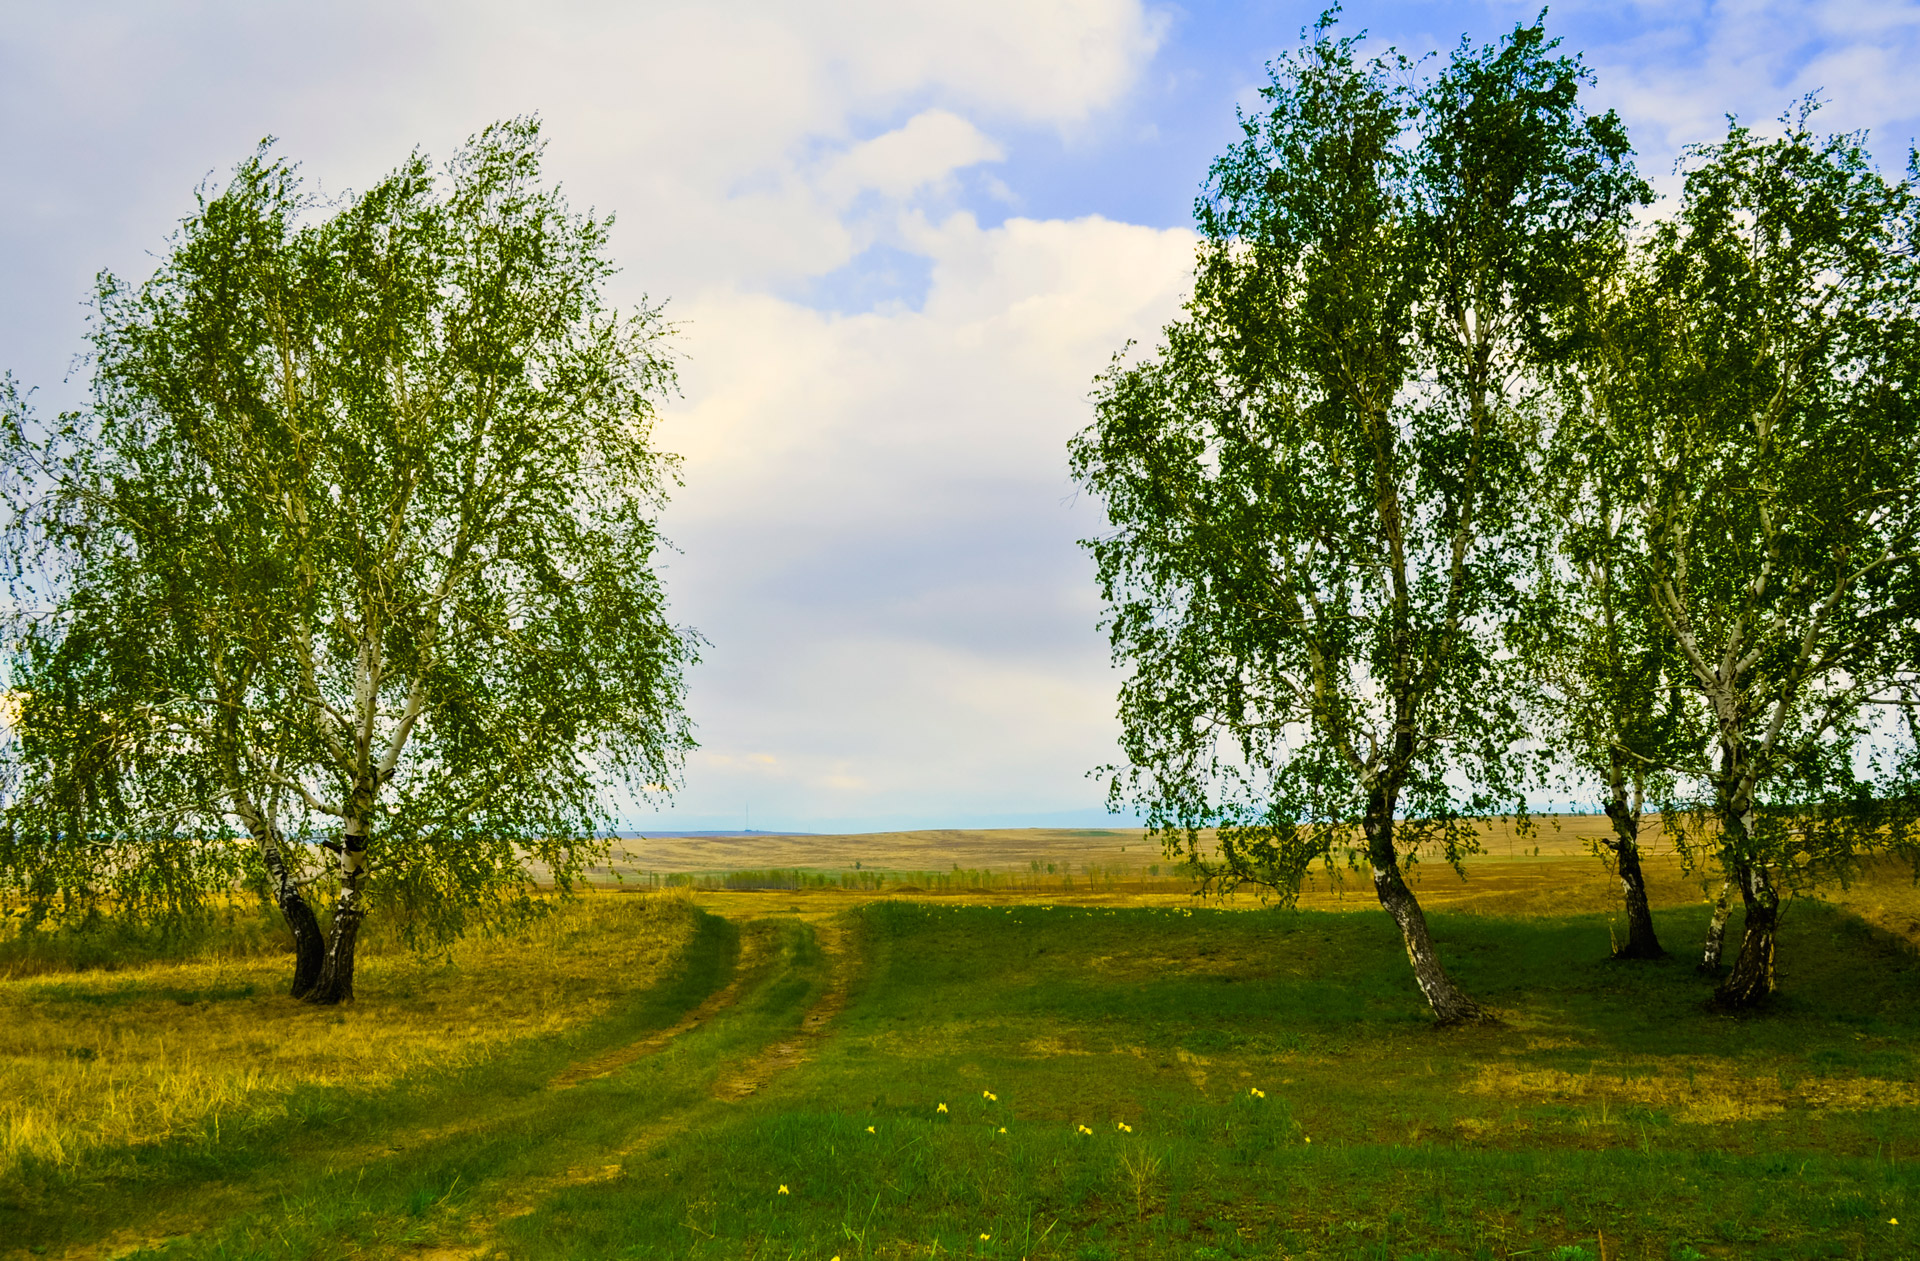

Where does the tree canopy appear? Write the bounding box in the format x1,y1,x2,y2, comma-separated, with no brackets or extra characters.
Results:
1552,107,1920,1005
2,120,698,1002
1070,14,1645,1022
1074,6,1920,1018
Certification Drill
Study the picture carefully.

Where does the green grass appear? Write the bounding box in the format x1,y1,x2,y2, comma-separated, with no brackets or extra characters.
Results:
496,901,1920,1260
4,897,1918,1259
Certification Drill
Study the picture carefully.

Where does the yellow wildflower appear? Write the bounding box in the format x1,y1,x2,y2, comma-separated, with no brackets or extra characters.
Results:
983,1090,997,1101
980,1234,991,1242
937,1102,948,1113
778,1184,789,1194
997,1126,1007,1133
1250,1087,1265,1099
1118,1121,1132,1133
866,1125,876,1133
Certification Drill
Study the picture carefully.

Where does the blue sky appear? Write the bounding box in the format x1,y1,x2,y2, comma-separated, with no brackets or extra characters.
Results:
4,1,1918,832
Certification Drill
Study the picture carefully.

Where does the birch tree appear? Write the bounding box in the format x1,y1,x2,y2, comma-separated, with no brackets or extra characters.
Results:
1515,298,1697,960
1516,487,1693,958
1579,109,1920,1007
1,158,331,981
2,121,698,1003
1070,16,1644,1023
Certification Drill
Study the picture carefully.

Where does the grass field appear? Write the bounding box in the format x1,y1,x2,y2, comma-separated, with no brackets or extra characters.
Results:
0,894,703,1178
3,825,1918,1260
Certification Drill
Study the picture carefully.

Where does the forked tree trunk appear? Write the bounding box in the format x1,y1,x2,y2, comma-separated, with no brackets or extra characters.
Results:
1714,860,1778,1009
1602,786,1664,960
1366,802,1488,1025
1698,879,1732,973
308,805,370,1006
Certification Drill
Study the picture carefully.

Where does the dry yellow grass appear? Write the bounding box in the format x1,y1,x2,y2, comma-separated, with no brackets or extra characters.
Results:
0,890,696,1176
592,827,1164,878
658,818,1920,951
1462,1055,1920,1127
597,817,1618,884
1814,854,1920,946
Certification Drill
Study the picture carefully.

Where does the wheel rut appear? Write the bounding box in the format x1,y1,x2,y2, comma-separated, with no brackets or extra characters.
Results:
46,910,754,1261
547,926,765,1091
418,913,854,1260
709,917,853,1101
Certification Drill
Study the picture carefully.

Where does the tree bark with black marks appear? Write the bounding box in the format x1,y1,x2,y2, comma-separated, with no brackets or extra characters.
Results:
1602,782,1665,960
1698,879,1732,973
1366,794,1485,1023
233,795,325,997
1704,767,1784,1006
306,784,372,1005
272,856,327,999
1717,860,1778,1007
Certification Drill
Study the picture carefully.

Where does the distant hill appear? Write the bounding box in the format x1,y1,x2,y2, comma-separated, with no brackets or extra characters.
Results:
610,830,817,840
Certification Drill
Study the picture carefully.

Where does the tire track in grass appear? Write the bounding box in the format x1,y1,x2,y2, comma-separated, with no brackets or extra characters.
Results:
31,913,849,1261
710,917,853,1101
418,914,855,1260
547,926,767,1092
19,910,744,1261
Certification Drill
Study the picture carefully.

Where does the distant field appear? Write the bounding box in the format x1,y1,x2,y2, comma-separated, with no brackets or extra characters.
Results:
5,822,1919,1260
595,817,1920,946
601,815,1619,874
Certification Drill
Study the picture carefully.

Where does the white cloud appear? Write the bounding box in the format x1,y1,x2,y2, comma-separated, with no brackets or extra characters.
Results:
1564,0,1920,177
655,212,1196,827
15,0,1920,838
0,0,1178,833
0,1,1170,374
436,0,1167,295
819,110,1004,204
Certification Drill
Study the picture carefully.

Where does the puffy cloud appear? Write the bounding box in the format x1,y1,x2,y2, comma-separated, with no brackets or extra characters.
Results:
654,211,1195,828
0,0,1177,832
0,1,1169,388
1549,0,1920,175
17,2,1912,832
819,111,1005,204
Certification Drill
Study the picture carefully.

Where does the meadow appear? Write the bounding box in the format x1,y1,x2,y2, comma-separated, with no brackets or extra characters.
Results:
2,825,1917,1261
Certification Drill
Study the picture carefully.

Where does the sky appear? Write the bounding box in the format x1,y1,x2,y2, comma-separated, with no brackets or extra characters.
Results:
4,1,1919,833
